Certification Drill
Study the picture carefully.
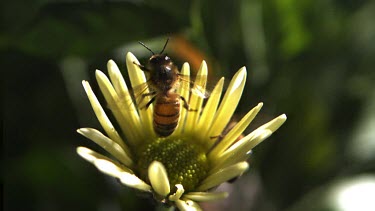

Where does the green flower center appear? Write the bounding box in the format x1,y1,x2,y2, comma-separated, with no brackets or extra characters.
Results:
136,137,209,192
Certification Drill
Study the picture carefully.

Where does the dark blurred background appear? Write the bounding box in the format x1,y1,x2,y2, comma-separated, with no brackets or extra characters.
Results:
3,0,375,210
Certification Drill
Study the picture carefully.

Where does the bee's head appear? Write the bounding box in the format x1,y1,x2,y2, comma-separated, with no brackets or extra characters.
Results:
149,54,171,66
138,38,173,72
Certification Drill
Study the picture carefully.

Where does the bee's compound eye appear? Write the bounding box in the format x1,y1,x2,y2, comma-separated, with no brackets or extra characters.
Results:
165,56,170,61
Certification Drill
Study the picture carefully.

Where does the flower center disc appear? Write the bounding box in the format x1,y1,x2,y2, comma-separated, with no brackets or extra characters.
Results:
137,138,209,192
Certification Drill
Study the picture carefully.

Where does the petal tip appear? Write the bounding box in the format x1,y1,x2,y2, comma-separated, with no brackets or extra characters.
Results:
107,60,117,68
280,114,287,120
201,60,207,66
126,52,137,62
182,62,190,68
238,66,247,74
76,146,87,153
76,147,95,162
199,60,208,74
126,51,135,57
95,69,105,77
276,114,287,127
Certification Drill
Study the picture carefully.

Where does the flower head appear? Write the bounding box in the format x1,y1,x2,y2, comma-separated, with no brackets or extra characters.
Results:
77,52,286,210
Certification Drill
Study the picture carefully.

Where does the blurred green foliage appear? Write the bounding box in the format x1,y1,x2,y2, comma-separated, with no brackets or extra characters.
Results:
3,0,375,210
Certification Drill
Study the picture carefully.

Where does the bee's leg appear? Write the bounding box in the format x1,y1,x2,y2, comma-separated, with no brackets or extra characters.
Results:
210,134,222,139
138,91,156,102
210,121,238,139
136,91,155,105
139,92,156,109
141,91,157,98
133,61,150,72
180,96,197,111
141,96,156,110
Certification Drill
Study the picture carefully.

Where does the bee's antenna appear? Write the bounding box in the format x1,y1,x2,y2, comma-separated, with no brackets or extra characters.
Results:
138,41,155,55
160,37,170,54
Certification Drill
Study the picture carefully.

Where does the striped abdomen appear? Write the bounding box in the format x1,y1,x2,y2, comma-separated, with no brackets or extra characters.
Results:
153,93,180,137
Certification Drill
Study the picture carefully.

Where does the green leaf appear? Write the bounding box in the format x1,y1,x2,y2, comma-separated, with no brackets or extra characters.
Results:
7,2,188,59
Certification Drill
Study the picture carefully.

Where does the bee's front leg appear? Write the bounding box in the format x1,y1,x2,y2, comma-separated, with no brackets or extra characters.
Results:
133,61,150,72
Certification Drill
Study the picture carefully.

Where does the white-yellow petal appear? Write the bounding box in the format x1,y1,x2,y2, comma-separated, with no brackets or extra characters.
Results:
93,159,126,178
107,60,142,129
106,60,143,141
77,128,133,167
206,67,247,141
184,61,208,133
197,162,249,191
229,113,286,155
196,77,224,145
256,113,287,133
76,147,133,174
148,161,170,196
183,192,228,202
211,114,286,172
78,147,116,165
118,171,152,192
95,70,138,147
208,102,263,160
77,146,100,163
211,130,272,173
77,147,151,192
82,81,126,150
210,150,252,174
126,52,155,138
175,63,190,135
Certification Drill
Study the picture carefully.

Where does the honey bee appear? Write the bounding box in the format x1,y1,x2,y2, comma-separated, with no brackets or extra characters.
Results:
133,38,207,137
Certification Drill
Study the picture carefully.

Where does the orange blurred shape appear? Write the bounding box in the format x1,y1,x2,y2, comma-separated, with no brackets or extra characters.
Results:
169,35,212,76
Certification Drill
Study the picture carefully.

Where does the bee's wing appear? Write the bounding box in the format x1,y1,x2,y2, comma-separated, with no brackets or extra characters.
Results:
178,74,211,98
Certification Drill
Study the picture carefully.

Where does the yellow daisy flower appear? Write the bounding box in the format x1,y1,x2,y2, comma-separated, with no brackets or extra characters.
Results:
76,52,286,211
